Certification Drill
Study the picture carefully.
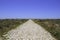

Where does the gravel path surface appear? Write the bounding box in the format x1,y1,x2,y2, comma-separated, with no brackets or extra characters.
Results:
3,20,56,40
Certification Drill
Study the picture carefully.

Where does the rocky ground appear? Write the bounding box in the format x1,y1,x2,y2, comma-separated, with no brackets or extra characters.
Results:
3,20,56,40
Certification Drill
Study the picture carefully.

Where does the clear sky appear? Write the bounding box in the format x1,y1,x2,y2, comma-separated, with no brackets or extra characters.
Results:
0,0,60,19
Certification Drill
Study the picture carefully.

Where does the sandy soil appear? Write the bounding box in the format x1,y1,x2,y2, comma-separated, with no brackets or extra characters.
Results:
3,20,56,40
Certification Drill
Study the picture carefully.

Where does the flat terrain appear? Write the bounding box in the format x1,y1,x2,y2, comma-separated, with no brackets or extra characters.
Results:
0,19,60,40
3,20,56,40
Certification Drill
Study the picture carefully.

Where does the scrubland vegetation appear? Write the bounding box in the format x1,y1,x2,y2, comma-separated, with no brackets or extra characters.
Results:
0,19,60,40
33,19,60,40
0,19,28,37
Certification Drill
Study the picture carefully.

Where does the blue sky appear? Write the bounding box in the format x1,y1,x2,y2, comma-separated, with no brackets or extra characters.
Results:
0,0,60,19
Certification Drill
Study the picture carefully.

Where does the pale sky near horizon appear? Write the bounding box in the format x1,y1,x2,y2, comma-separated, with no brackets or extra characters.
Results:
0,0,60,19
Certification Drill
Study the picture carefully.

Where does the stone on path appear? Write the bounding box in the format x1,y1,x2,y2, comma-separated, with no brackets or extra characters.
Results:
3,20,56,40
